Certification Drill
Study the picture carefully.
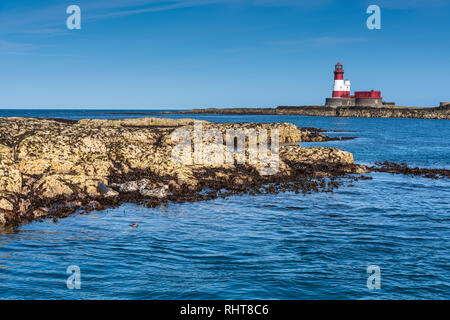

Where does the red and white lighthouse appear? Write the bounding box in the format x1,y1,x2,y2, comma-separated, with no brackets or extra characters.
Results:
325,62,384,107
332,62,351,98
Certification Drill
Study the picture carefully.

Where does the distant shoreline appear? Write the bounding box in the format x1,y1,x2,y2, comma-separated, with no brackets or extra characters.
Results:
159,105,450,120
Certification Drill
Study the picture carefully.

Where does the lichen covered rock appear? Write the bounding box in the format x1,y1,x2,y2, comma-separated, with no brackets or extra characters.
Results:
0,116,363,226
280,146,354,165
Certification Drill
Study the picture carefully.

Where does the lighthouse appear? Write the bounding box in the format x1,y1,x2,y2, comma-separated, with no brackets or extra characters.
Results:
332,62,351,98
325,62,384,107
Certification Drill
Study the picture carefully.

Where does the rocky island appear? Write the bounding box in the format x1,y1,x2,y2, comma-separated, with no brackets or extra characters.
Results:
1,117,448,227
161,103,450,120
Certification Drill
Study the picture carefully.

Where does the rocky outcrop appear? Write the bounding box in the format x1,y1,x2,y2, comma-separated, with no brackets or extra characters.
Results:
162,105,450,120
0,117,367,227
331,106,450,119
280,146,354,164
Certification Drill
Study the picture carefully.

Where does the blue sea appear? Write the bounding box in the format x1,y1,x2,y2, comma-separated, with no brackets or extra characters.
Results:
0,110,448,300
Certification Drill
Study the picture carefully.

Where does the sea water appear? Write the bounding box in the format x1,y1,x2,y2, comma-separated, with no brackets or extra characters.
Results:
0,110,448,299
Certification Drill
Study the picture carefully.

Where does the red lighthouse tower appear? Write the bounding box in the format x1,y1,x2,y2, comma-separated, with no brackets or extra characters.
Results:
332,62,351,98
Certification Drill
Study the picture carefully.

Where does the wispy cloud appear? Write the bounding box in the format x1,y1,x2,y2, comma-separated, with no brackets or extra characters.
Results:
0,0,446,37
250,0,333,8
87,0,216,20
269,36,366,48
368,0,449,9
0,0,439,52
310,36,366,45
0,40,40,54
0,0,336,54
218,36,366,55
0,0,333,35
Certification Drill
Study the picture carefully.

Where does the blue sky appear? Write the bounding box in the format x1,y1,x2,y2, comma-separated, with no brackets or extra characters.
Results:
0,0,449,109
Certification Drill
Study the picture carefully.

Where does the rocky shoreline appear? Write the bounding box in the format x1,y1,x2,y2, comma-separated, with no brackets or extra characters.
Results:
1,117,448,227
161,105,450,120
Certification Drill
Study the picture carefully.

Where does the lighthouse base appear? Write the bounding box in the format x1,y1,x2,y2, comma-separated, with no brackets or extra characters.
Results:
325,97,384,108
355,98,383,107
325,97,355,107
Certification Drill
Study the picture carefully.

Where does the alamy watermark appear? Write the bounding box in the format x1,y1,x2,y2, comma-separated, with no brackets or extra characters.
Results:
66,265,81,289
367,265,381,290
170,121,280,176
367,5,381,30
65,5,380,31
66,5,81,30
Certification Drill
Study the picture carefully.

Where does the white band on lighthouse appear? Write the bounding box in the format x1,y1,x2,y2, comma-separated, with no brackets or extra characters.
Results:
333,79,351,92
